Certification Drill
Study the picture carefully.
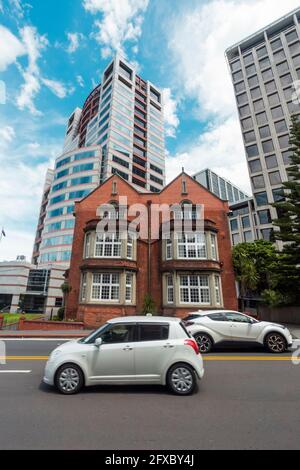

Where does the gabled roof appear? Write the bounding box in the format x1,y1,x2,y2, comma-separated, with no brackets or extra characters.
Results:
76,171,228,207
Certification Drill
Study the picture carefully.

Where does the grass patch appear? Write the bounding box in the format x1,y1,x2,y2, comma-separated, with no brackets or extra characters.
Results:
2,314,45,325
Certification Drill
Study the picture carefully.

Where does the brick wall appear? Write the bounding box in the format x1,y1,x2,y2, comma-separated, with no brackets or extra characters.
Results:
66,173,238,328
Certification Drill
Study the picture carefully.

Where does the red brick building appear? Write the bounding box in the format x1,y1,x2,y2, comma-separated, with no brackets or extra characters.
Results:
65,172,238,328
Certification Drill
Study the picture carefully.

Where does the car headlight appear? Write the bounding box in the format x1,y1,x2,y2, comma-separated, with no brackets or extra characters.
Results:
49,349,62,361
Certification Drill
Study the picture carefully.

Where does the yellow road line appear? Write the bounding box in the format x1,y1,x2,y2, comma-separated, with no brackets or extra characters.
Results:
0,355,295,362
0,356,49,360
204,356,293,361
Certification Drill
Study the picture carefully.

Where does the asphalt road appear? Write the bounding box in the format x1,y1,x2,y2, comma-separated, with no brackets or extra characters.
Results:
0,339,300,450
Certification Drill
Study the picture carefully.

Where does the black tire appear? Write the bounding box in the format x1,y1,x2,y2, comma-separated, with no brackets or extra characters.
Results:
167,363,197,396
194,332,213,354
55,363,84,395
265,332,287,354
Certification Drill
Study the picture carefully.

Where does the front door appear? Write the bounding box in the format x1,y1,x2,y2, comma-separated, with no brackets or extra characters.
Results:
224,312,260,341
134,323,175,382
90,323,136,382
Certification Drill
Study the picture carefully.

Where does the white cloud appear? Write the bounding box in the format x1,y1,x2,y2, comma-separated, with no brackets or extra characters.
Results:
83,0,149,57
0,126,15,142
0,229,34,262
76,75,85,87
0,25,25,71
8,0,24,18
66,32,84,53
166,0,300,191
0,161,52,261
162,88,180,138
16,26,48,115
166,116,251,194
42,78,74,98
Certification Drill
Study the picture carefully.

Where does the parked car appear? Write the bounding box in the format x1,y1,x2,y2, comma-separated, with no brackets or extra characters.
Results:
185,310,293,354
43,316,204,396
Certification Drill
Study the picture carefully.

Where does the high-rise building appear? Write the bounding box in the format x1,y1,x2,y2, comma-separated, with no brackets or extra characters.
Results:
192,168,257,246
193,168,249,203
226,7,300,242
33,54,166,266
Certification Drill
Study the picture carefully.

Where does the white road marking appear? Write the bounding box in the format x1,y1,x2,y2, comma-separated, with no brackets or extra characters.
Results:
0,370,31,373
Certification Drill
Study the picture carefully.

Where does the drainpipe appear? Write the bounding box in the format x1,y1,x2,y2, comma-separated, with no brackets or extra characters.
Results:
147,200,152,296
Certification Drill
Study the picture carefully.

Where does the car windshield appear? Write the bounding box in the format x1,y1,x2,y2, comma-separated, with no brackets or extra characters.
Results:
78,323,110,344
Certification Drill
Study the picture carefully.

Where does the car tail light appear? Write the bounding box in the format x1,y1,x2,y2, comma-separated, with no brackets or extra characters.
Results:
184,339,199,355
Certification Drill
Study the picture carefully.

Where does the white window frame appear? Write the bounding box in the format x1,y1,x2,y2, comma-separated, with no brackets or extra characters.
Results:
91,273,120,302
166,239,172,260
214,275,221,305
127,233,134,260
177,233,207,260
95,233,121,258
84,233,91,258
210,233,218,261
80,272,87,301
125,272,133,303
179,274,210,305
166,274,174,304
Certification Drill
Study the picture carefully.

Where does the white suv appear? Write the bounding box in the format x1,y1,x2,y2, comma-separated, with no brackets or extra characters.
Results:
43,316,204,396
185,311,293,354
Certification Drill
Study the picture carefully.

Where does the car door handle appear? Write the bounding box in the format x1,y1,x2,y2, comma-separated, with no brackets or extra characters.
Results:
163,343,175,348
123,346,133,351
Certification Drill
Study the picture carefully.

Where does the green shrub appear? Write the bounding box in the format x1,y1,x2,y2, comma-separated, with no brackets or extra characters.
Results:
57,307,65,321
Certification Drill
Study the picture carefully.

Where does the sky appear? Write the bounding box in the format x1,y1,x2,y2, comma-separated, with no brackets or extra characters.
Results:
0,0,300,261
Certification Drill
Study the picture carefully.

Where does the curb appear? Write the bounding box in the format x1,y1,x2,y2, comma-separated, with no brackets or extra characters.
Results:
0,334,88,339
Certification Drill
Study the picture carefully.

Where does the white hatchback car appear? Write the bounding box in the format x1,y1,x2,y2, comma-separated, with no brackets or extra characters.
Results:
43,316,204,395
185,311,293,354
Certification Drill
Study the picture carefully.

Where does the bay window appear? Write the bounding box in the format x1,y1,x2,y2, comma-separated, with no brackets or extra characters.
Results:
91,273,120,302
179,275,210,305
177,233,206,259
95,233,121,257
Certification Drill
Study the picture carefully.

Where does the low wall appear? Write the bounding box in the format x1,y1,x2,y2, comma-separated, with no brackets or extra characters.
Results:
18,317,84,331
258,306,300,325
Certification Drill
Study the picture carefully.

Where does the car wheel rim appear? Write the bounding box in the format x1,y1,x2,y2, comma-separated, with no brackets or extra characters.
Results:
267,335,285,352
171,367,193,393
59,368,80,392
195,335,211,353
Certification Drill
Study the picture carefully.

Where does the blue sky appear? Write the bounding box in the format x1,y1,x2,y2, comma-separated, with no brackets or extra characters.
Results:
1,0,300,260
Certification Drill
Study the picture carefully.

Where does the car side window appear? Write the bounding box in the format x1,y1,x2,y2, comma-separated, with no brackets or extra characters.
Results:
138,324,169,342
225,313,251,323
207,313,227,322
101,324,135,344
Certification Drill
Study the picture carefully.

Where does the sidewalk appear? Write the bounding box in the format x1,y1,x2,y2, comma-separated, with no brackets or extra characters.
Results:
285,324,300,339
0,329,91,339
0,325,299,339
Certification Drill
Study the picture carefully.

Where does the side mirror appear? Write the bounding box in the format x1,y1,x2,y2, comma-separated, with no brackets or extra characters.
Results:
95,337,103,348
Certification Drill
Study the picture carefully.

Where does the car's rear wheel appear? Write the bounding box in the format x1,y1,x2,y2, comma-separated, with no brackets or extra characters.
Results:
194,333,213,354
265,333,287,354
167,363,197,396
55,363,84,395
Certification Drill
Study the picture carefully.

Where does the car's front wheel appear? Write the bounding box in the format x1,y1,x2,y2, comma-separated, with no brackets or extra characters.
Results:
265,332,287,354
194,332,213,354
55,363,84,394
167,363,197,396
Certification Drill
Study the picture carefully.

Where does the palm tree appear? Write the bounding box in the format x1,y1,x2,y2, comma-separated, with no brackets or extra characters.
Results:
232,245,259,311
